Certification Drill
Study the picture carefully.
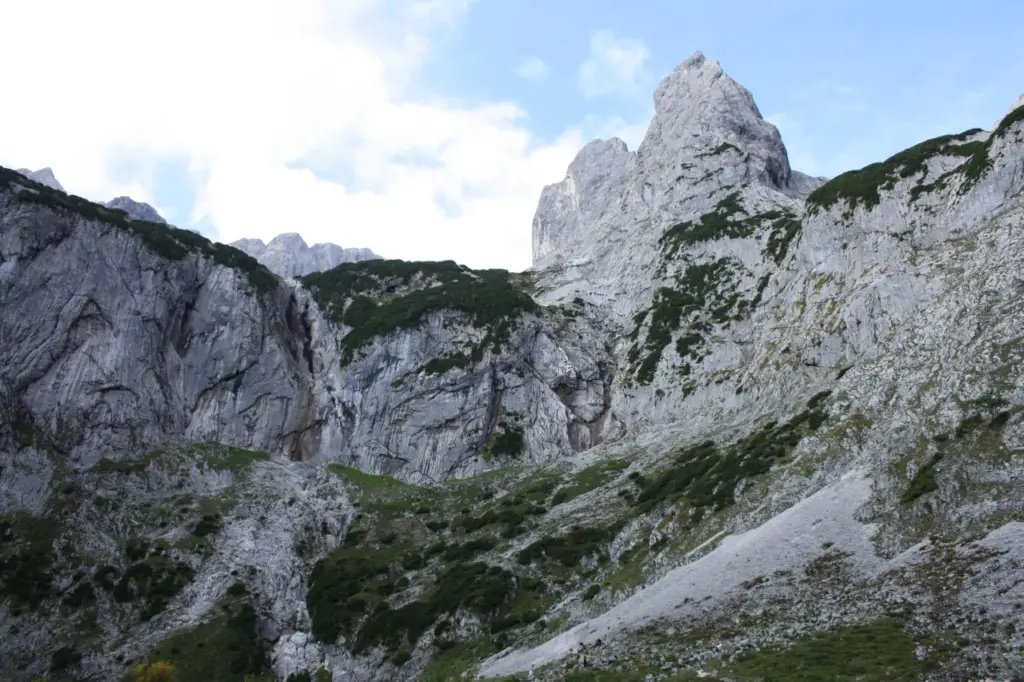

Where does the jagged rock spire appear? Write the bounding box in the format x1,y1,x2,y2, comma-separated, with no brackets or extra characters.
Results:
531,51,813,268
639,50,793,190
532,138,636,264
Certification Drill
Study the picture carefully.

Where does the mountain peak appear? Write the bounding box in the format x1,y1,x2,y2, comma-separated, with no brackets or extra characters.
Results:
16,167,65,192
643,52,791,189
532,137,636,264
106,196,166,224
682,50,707,66
531,52,812,267
267,232,310,250
231,233,381,278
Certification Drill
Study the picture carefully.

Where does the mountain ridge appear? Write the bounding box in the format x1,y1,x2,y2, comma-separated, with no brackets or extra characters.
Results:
1,54,1023,682
231,232,381,279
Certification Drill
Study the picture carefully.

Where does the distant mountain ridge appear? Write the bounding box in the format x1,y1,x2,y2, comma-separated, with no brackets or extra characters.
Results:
231,233,381,279
13,168,379,276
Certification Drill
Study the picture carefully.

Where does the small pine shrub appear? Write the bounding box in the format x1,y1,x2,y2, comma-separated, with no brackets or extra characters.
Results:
130,661,175,682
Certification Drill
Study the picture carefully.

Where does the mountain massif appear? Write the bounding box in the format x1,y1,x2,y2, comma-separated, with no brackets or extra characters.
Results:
1,51,1022,682
231,235,381,280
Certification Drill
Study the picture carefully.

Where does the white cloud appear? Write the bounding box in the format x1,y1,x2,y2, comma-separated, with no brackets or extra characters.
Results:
579,30,650,98
514,56,549,81
0,0,584,271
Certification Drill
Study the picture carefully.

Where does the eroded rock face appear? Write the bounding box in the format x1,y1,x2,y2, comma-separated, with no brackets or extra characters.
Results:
231,232,381,279
0,190,317,467
532,138,636,265
3,54,1024,682
527,51,1024,447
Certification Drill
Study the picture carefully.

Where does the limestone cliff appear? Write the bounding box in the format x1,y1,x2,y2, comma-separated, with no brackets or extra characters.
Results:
2,54,1024,682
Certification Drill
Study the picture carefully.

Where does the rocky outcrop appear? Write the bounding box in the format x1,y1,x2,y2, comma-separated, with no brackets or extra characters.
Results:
232,233,380,278
532,138,636,265
106,195,167,223
15,167,64,192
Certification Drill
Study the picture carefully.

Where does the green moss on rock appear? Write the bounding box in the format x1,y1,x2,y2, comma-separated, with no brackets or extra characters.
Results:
806,129,986,215
301,260,537,366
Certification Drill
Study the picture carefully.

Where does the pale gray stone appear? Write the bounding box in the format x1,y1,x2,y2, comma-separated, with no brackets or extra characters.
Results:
232,232,381,278
105,195,166,223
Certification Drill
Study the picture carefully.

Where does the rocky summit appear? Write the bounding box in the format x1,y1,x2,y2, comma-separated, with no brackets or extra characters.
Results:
1,51,1023,682
231,234,381,280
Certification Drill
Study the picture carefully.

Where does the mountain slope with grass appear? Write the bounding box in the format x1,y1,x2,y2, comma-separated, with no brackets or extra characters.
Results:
1,51,1023,682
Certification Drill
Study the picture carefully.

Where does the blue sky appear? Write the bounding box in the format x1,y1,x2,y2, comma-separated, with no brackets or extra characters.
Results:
426,0,1024,174
1,0,1022,271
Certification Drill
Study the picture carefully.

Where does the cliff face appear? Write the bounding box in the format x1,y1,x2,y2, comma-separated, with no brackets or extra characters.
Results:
528,51,1022,447
0,179,317,467
2,53,1024,682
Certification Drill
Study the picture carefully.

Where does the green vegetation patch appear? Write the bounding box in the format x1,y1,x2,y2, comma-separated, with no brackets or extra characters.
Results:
635,205,799,386
806,128,988,214
994,103,1024,139
327,463,413,492
111,539,196,621
0,512,61,612
632,392,831,516
763,214,803,265
308,545,544,654
627,258,747,385
418,637,500,682
306,544,411,645
0,165,278,294
94,455,156,475
659,193,749,257
901,453,941,504
424,351,474,375
300,259,538,365
550,459,630,507
451,499,546,539
482,422,526,460
134,589,269,682
307,463,569,660
516,522,624,568
659,194,802,269
724,617,922,682
189,443,271,472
